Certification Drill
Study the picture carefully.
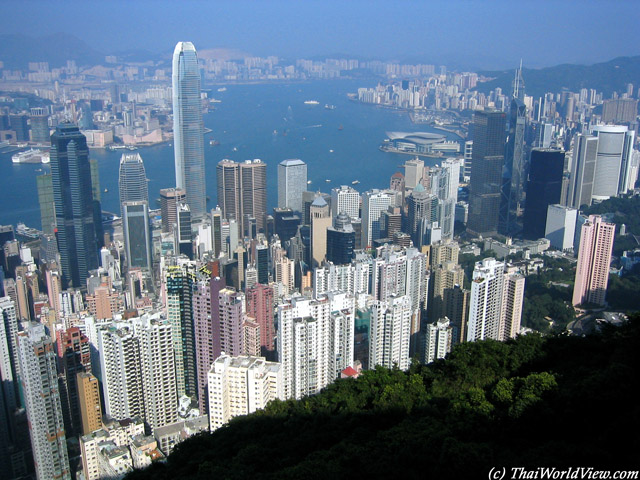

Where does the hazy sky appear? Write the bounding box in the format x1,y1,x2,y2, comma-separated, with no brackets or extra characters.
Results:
2,0,639,69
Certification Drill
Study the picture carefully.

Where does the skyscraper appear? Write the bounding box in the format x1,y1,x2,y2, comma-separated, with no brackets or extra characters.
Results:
331,185,360,220
572,215,615,307
326,212,356,265
567,134,598,209
160,187,186,233
118,153,148,215
467,258,505,342
362,190,393,248
173,42,206,217
50,123,100,289
216,159,267,237
37,173,56,235
467,111,506,237
590,125,635,200
369,295,412,371
17,323,70,480
123,201,152,270
522,149,565,239
278,159,307,214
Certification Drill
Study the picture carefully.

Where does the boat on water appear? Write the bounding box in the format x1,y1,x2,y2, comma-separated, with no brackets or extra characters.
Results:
324,104,336,110
325,179,331,183
107,145,127,151
307,180,312,184
352,180,360,185
210,140,220,146
104,189,108,193
304,100,320,105
217,87,227,92
338,125,343,130
12,148,50,164
329,149,334,153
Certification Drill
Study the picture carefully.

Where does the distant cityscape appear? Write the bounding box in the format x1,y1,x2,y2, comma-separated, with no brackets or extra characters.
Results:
0,38,639,480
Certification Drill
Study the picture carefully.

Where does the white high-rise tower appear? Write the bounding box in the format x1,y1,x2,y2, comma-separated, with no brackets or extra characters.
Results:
172,42,206,217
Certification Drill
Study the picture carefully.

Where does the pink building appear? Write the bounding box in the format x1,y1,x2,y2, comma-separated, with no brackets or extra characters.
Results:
572,215,615,307
246,283,275,357
193,275,225,414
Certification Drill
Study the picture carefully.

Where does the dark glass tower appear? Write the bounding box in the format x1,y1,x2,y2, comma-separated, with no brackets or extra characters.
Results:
326,212,356,265
50,123,100,289
467,111,506,237
522,149,565,239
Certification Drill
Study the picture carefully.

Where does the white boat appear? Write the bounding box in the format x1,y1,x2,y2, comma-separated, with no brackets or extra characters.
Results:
304,100,320,105
217,87,227,92
12,148,49,164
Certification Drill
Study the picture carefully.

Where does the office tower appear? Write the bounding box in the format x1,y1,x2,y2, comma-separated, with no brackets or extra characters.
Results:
50,123,101,289
362,190,393,248
381,206,402,239
502,274,525,339
567,134,597,209
432,158,462,240
208,355,283,431
538,123,553,148
442,285,469,344
467,258,505,342
9,114,29,142
389,172,404,193
463,140,473,178
165,263,197,399
134,315,178,433
302,191,331,226
255,244,269,284
160,187,186,233
430,261,465,321
278,159,307,213
118,153,148,214
30,107,50,144
310,196,332,268
273,208,301,243
274,256,295,295
77,372,102,435
278,293,355,399
572,215,616,307
406,184,438,247
331,185,360,219
369,295,412,370
17,323,70,480
123,201,152,270
590,125,635,199
176,203,193,259
172,42,206,217
192,275,225,414
404,158,424,189
246,283,275,357
210,208,223,258
467,111,506,236
545,204,578,251
216,159,268,236
423,317,453,364
522,149,565,239
326,212,356,265
36,173,56,235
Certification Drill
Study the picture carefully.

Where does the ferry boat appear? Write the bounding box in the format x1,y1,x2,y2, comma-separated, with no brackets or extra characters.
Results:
304,100,320,105
12,148,50,164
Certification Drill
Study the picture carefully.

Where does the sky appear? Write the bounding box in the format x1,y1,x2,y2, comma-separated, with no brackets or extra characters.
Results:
1,0,640,70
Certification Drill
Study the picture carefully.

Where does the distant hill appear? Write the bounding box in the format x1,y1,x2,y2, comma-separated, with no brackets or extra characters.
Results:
0,33,103,69
125,318,639,480
475,56,640,98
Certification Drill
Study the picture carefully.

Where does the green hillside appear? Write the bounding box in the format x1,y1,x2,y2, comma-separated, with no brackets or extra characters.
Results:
126,318,640,480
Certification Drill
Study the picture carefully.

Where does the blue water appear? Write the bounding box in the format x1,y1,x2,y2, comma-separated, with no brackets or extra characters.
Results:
0,80,458,229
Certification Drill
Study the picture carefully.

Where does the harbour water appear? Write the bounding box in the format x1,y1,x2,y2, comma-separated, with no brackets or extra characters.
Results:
0,80,459,229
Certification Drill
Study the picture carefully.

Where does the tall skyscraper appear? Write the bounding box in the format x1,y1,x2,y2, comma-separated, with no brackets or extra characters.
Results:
326,212,356,265
160,187,186,233
522,149,565,239
17,323,70,480
572,215,615,307
369,295,412,371
590,125,635,200
246,283,275,357
50,123,101,289
310,196,332,268
173,42,206,217
37,173,56,235
118,153,148,215
362,190,393,248
467,258,505,342
331,185,360,220
467,111,506,237
216,159,267,236
567,134,597,209
278,159,307,214
545,204,578,251
122,201,152,270
30,107,50,144
406,184,438,247
76,372,102,436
